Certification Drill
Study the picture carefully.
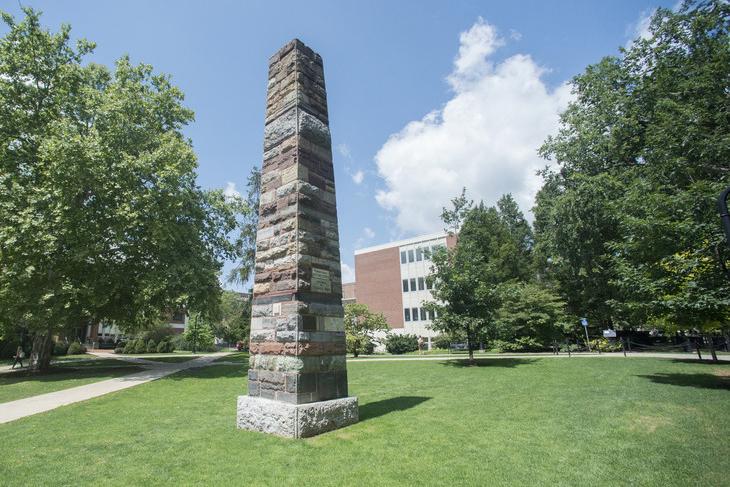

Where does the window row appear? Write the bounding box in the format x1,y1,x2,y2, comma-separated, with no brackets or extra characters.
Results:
402,277,432,292
404,307,436,322
400,244,446,264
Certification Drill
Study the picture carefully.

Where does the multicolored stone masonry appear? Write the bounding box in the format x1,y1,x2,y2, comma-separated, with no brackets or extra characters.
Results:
244,39,352,413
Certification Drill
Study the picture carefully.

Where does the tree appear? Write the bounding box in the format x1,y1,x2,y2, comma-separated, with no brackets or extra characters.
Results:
0,9,246,370
495,282,571,345
532,172,624,329
427,194,537,363
228,166,260,286
537,0,730,332
344,303,388,357
440,187,472,235
211,291,251,344
184,313,215,354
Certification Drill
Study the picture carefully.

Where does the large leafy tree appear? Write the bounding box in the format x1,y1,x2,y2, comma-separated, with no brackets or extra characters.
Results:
427,195,534,363
0,9,244,369
537,0,730,332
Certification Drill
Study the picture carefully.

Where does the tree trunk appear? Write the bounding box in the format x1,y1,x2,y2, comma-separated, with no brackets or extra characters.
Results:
467,336,474,365
29,330,54,372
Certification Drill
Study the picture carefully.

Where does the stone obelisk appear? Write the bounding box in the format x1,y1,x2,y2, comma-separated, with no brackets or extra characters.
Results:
236,39,358,438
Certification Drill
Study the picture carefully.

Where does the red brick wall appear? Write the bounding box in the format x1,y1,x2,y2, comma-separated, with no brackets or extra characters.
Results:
354,247,404,328
446,234,458,249
342,282,356,301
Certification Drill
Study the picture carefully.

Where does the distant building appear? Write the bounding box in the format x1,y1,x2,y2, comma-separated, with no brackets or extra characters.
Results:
85,310,188,345
344,232,457,348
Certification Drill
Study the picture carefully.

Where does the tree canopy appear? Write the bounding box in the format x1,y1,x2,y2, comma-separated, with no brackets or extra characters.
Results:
536,0,730,333
0,8,247,369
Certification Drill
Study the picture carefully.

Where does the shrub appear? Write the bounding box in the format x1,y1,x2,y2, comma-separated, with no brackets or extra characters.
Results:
67,342,87,355
493,337,546,353
139,324,176,344
146,339,157,353
53,341,69,356
171,334,189,351
385,334,419,354
432,334,451,350
156,341,168,353
132,339,147,354
588,338,623,352
122,341,135,354
559,343,581,353
114,347,124,354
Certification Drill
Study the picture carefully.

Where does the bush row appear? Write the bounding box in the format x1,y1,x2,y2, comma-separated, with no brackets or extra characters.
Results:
118,338,175,354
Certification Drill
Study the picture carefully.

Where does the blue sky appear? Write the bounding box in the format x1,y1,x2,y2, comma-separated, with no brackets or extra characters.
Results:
3,0,675,288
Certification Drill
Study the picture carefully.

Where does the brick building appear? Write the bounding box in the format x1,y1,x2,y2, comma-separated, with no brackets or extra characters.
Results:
344,232,456,348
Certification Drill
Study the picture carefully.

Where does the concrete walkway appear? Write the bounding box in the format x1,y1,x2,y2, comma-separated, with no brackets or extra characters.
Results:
0,352,232,424
348,352,730,363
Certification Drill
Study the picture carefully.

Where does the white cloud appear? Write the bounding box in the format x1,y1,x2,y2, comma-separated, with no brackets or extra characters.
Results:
627,8,655,46
352,170,364,185
223,181,241,201
509,29,522,41
338,143,351,158
354,226,376,249
341,261,355,283
374,18,572,234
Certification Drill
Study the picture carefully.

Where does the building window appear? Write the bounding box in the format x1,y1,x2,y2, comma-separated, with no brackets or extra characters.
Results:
428,309,435,320
408,249,415,262
420,308,427,320
401,250,407,264
418,277,425,290
171,309,185,323
426,278,432,290
416,247,423,261
410,278,416,291
404,308,411,321
412,307,419,321
402,279,409,292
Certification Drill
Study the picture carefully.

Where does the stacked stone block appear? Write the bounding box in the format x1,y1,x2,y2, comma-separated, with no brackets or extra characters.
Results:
245,39,350,408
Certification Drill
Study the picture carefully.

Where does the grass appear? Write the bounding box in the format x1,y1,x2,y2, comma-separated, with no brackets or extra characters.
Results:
0,357,728,486
0,361,143,403
213,352,248,363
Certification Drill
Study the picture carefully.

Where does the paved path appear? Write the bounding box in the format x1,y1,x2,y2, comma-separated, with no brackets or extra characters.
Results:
348,352,730,363
0,352,232,424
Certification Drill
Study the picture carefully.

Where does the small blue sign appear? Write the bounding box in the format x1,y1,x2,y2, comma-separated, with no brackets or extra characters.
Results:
580,318,588,327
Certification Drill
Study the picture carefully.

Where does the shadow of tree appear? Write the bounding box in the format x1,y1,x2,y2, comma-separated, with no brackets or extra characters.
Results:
638,373,730,391
440,358,537,368
359,396,431,422
0,365,143,385
670,359,730,366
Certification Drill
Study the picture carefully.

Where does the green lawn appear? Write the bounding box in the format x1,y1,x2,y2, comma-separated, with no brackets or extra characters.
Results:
0,357,727,486
0,361,143,403
213,351,249,363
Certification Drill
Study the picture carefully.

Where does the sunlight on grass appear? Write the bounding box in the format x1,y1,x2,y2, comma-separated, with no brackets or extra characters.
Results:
0,358,727,486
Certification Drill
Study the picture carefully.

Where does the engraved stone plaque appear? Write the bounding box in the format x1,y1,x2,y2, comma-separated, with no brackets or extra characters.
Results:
311,267,331,293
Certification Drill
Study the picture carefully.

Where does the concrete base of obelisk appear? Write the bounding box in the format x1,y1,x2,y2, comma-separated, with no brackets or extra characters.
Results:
236,395,358,438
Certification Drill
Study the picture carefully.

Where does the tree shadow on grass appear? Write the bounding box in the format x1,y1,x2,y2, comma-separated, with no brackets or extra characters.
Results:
359,396,431,422
439,358,538,368
669,359,730,366
0,365,142,385
638,373,730,391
